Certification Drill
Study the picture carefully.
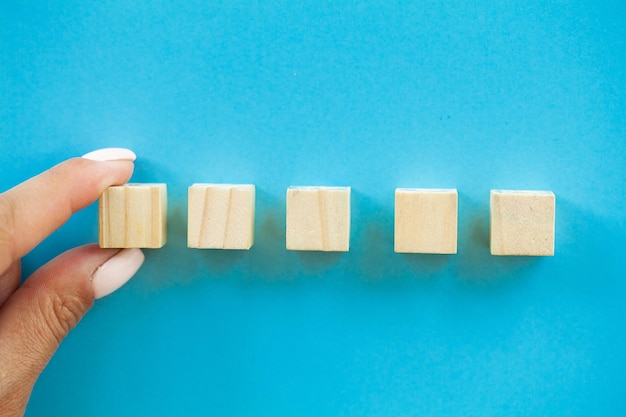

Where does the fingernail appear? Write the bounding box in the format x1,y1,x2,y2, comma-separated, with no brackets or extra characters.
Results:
82,148,137,162
92,248,145,299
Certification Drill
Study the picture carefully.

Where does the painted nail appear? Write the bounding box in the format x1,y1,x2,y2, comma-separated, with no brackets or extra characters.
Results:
82,148,137,162
92,248,145,299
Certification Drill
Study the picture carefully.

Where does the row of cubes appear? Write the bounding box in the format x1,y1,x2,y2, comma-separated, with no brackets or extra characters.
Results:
98,184,555,256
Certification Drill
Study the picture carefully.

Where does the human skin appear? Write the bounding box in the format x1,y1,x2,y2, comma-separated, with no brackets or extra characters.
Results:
0,149,144,416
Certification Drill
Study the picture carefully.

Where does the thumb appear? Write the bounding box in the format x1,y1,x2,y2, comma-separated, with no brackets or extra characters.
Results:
0,244,144,416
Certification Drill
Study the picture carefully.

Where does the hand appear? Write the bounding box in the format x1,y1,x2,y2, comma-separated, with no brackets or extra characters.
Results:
0,148,145,416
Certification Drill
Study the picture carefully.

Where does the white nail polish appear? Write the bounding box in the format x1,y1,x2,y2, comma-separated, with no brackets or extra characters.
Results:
92,248,145,299
82,148,137,162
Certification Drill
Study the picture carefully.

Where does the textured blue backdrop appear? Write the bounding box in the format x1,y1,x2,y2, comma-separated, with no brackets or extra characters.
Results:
1,1,625,415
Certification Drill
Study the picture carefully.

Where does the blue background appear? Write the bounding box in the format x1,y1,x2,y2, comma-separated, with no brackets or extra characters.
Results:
1,0,625,415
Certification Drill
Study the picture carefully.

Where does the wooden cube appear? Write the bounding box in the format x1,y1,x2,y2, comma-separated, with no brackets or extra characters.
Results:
286,186,351,252
99,184,167,248
187,184,255,249
394,188,458,254
490,190,555,256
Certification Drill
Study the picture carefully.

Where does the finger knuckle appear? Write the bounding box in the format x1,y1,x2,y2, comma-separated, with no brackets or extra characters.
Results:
38,293,89,344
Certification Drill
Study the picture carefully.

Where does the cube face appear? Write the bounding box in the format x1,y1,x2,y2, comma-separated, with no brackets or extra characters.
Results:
394,188,458,254
99,184,167,248
187,184,255,249
490,190,555,256
286,187,351,252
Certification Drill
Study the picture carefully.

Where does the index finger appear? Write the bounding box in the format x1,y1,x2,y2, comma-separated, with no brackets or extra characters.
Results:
0,150,135,273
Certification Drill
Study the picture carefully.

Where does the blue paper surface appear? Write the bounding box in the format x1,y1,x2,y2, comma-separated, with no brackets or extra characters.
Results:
1,1,625,415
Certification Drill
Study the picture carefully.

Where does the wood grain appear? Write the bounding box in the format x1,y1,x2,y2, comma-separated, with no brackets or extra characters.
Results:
187,184,255,249
99,183,167,248
394,188,458,254
490,190,555,256
286,186,351,252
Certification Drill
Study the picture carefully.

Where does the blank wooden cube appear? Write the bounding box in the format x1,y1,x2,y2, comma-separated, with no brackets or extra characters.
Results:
394,188,458,254
490,190,555,256
99,183,167,248
187,184,255,249
286,186,350,252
